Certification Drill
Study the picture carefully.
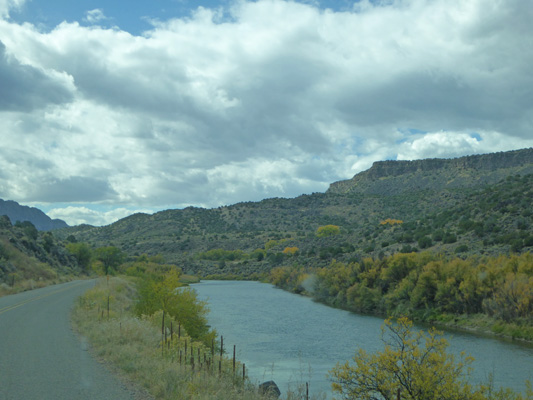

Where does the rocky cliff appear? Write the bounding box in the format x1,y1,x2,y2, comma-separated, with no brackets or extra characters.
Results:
328,148,533,195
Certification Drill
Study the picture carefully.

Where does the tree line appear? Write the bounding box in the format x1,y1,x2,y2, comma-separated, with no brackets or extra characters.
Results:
269,251,533,340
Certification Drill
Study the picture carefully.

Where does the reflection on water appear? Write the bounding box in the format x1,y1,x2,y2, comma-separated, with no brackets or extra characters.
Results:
194,280,533,398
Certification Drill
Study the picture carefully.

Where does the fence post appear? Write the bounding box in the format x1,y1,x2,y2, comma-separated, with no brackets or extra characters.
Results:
219,336,223,376
233,345,236,375
161,311,165,356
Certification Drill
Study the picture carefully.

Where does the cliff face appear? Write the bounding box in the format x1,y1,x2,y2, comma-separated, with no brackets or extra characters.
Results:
328,148,533,195
0,199,68,231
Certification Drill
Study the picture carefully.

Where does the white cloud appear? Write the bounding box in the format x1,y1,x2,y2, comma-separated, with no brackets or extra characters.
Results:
0,0,25,19
397,130,533,161
46,206,152,226
84,9,108,24
1,0,533,225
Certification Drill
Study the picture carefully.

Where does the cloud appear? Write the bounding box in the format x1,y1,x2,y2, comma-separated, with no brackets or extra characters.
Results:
0,0,25,19
0,41,74,111
1,0,533,225
397,131,533,162
46,206,152,226
31,176,118,202
84,9,108,24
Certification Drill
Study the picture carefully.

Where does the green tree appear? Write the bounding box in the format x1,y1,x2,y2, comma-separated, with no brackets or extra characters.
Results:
66,242,93,273
42,232,54,253
94,246,124,275
417,236,433,249
15,221,38,240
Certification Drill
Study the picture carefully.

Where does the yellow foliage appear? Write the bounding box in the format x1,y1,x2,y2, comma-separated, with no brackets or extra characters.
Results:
316,224,341,237
330,317,481,400
380,218,404,226
282,246,299,255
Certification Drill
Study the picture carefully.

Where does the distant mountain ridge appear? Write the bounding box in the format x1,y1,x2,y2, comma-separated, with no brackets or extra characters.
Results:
328,147,533,195
0,199,68,231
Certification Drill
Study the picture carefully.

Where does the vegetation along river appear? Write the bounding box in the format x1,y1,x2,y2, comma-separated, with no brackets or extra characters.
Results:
193,280,533,398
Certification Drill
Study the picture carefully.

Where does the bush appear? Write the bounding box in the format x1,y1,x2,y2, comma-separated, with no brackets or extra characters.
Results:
418,236,432,249
330,317,532,400
316,225,341,237
455,244,469,253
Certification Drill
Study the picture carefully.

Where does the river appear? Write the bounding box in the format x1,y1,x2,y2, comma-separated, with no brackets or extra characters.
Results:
193,280,533,398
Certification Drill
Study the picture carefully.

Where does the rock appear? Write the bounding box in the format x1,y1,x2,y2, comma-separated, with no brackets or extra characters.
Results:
259,381,281,398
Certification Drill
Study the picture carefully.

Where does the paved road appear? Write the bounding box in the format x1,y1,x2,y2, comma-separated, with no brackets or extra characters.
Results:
0,280,134,400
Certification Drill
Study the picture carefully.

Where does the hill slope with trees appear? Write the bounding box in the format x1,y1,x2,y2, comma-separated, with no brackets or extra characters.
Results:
53,148,533,278
0,216,81,295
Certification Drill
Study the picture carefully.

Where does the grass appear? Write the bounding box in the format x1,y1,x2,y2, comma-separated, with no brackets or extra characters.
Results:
0,274,77,297
434,313,533,343
72,277,321,399
0,237,77,298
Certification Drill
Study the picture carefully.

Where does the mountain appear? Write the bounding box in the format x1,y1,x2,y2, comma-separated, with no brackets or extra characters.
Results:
0,199,68,231
328,147,533,195
55,148,533,277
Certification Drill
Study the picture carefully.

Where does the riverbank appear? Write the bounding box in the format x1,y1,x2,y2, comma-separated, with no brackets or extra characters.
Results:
72,277,319,400
273,285,533,345
194,280,533,397
431,313,533,345
267,252,533,343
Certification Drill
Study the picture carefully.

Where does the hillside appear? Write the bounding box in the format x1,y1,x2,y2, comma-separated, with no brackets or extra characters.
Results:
55,148,533,277
0,216,80,294
328,148,533,195
0,199,68,231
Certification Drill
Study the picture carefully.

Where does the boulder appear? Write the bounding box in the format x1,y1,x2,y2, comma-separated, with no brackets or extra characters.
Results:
258,380,281,398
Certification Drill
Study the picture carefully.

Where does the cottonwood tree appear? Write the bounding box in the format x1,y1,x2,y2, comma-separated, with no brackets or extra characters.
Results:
135,269,215,344
330,317,532,400
94,246,124,276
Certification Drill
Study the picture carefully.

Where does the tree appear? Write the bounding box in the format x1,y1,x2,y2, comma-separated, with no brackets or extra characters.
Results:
15,221,38,240
135,269,215,344
282,246,299,255
42,232,54,253
330,317,481,400
316,224,341,237
417,236,433,249
66,242,93,273
94,246,124,276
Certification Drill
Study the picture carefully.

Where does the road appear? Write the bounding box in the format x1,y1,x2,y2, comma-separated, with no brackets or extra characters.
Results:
0,280,134,400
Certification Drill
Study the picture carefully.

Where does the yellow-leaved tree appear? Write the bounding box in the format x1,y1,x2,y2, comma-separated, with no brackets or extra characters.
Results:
329,317,532,400
135,268,215,345
316,224,341,237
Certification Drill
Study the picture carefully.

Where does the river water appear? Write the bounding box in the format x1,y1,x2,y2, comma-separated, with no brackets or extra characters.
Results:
193,280,533,398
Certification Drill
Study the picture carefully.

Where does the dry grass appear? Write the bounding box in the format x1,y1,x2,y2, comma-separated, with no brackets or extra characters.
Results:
0,237,76,298
0,274,76,297
72,277,298,400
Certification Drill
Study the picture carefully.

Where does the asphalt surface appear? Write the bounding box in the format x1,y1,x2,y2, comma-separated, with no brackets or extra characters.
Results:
0,280,134,400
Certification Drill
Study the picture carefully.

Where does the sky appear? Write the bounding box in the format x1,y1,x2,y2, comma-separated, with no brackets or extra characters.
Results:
1,0,532,226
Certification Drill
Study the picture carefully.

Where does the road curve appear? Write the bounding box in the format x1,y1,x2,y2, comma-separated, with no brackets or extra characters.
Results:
0,280,134,400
